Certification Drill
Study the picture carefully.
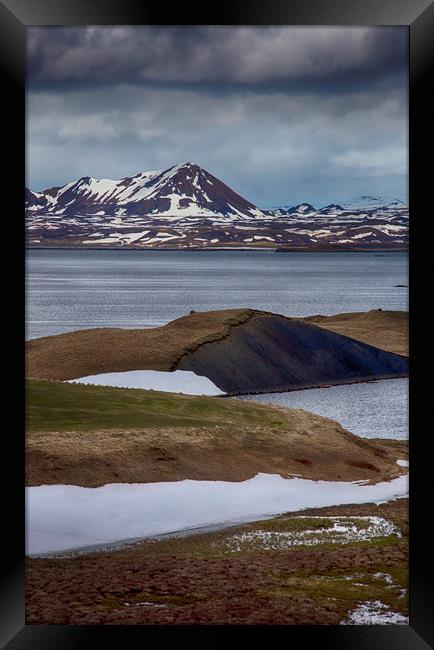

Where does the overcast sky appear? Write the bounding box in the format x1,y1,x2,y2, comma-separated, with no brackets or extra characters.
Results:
27,26,408,207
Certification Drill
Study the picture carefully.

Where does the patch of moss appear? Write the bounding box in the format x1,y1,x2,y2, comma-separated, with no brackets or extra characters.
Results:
336,534,403,549
264,563,408,619
258,517,335,533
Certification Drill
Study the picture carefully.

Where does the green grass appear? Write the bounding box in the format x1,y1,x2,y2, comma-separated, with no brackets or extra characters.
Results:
265,561,408,617
86,517,404,562
26,379,287,432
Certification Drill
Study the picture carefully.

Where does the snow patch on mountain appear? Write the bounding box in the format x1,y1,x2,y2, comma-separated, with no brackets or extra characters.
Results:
340,196,406,211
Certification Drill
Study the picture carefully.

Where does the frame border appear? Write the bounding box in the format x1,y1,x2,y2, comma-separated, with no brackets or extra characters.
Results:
2,1,433,647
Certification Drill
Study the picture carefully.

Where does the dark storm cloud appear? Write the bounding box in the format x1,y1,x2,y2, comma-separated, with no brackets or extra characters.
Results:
28,26,407,92
26,27,408,206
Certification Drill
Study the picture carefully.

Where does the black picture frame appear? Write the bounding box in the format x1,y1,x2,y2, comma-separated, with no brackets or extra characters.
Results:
2,0,433,647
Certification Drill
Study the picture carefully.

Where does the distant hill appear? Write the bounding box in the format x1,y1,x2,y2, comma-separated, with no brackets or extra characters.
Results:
339,195,406,211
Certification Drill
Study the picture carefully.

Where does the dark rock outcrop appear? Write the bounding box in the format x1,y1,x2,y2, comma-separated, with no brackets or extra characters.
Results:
177,313,408,394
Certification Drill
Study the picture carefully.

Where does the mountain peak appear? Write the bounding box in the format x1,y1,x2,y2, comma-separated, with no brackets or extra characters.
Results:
26,162,266,221
173,161,202,173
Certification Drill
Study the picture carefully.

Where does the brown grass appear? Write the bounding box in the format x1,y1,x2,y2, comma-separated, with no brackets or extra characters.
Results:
302,310,408,357
26,413,407,487
26,308,255,380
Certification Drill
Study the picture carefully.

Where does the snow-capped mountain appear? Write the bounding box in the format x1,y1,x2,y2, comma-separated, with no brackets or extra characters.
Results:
265,203,317,217
339,195,406,211
265,197,405,216
26,162,265,221
26,163,408,250
318,204,344,215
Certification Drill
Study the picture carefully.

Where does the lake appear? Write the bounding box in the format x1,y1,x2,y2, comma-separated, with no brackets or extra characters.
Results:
26,249,408,340
238,378,408,440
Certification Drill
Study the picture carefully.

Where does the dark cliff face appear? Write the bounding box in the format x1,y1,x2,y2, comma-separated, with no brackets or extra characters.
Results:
177,315,408,394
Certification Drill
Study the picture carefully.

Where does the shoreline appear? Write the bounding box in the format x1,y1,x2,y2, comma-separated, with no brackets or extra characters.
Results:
222,373,408,398
26,377,408,488
26,246,408,253
27,515,278,560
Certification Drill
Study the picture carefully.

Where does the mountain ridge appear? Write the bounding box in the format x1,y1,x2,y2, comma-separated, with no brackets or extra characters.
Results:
26,162,408,249
26,162,266,221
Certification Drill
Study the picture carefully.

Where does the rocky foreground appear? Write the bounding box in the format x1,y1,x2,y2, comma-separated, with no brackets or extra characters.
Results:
26,499,408,625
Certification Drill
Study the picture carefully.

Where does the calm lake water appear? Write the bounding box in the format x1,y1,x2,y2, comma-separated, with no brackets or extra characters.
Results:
239,378,408,440
26,249,408,340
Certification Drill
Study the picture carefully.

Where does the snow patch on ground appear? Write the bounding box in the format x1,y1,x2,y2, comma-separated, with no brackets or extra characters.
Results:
220,516,400,552
68,369,224,396
26,473,408,555
373,572,395,585
342,600,408,625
